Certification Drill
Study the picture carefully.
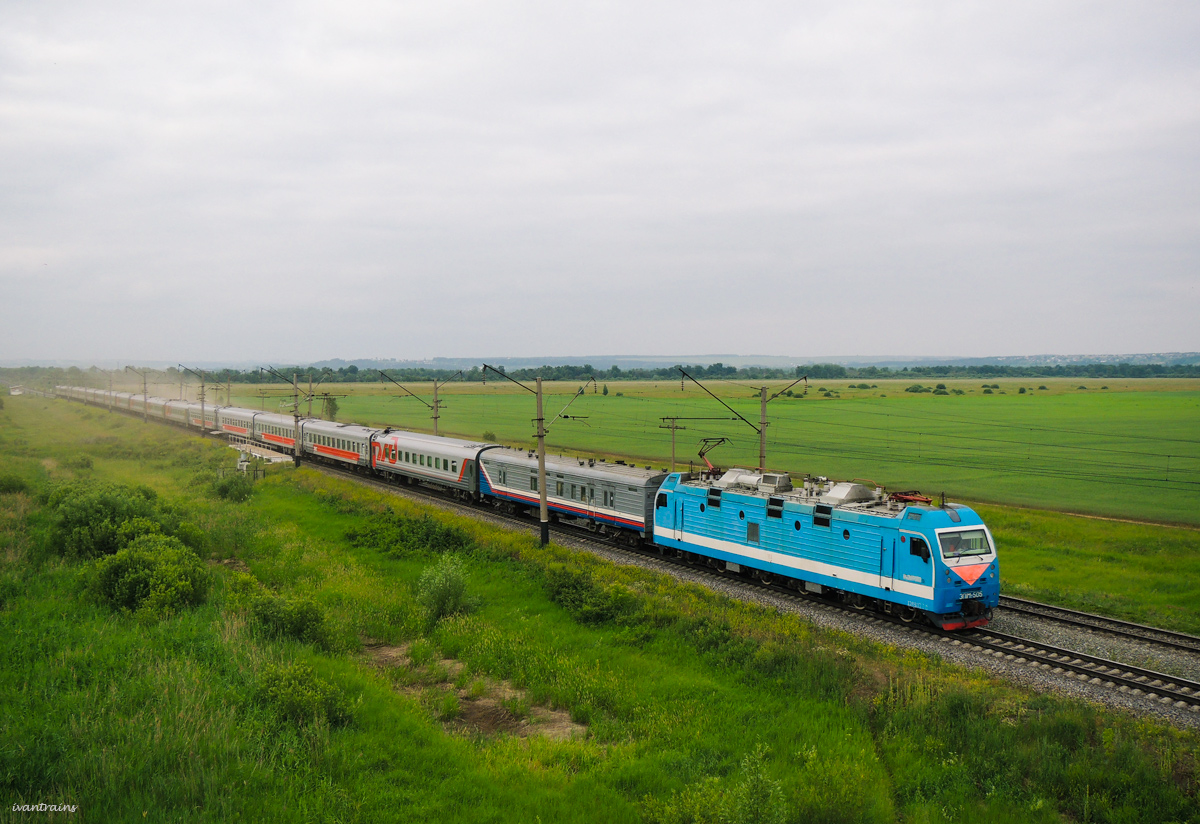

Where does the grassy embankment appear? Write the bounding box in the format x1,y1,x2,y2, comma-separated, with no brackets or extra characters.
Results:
230,377,1200,525
2,395,1200,822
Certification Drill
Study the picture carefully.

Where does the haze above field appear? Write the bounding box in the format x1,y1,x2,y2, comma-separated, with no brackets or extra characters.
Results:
2,2,1198,363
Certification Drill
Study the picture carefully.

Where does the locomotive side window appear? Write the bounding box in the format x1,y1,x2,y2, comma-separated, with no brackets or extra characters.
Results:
747,523,759,543
814,504,832,528
656,493,667,509
910,537,931,562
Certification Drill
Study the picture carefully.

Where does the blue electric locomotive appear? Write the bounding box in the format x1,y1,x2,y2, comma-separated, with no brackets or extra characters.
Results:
653,469,999,630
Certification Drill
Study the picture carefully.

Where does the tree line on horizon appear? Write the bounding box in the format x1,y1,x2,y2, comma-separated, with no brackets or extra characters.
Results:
4,360,1200,391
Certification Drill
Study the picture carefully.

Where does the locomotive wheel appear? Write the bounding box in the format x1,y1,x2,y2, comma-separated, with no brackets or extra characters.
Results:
757,570,775,585
848,593,867,610
899,606,917,623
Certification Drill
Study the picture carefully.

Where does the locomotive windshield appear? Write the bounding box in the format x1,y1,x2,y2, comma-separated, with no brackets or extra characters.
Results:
938,529,992,559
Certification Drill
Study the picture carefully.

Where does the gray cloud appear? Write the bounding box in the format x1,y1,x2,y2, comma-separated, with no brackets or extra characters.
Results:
2,1,1198,363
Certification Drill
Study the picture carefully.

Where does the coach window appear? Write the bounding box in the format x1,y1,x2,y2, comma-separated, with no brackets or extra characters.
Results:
435,458,440,469
420,455,424,466
452,461,458,473
556,481,564,496
530,476,538,492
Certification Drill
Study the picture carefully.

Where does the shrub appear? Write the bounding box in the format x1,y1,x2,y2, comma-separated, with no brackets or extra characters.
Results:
935,383,946,390
417,554,473,625
932,389,949,395
86,534,209,618
1038,385,1048,390
0,474,29,495
64,455,93,470
46,480,159,559
481,430,497,442
544,564,637,624
212,473,254,502
346,512,474,557
255,662,352,727
1019,387,1027,394
1078,385,1088,390
251,593,330,647
983,389,993,394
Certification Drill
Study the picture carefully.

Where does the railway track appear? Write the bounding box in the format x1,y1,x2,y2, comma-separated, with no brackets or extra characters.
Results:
304,459,1200,718
953,628,1200,712
999,595,1200,655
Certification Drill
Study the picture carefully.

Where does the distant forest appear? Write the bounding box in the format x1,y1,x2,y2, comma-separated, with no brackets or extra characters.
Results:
4,360,1200,390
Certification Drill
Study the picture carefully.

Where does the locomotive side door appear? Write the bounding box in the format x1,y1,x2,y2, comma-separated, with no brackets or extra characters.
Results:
673,499,684,541
879,528,897,591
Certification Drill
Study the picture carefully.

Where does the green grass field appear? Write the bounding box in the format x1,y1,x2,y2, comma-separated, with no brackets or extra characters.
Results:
3,394,1200,822
218,377,1200,525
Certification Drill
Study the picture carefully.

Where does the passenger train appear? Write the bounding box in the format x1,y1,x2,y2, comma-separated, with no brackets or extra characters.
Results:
55,385,999,630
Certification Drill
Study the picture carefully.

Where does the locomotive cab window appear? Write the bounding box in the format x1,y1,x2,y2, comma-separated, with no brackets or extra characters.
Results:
938,529,991,559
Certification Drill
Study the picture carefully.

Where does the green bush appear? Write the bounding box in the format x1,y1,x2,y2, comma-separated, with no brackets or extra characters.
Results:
481,430,497,442
251,593,330,647
255,662,352,727
46,480,160,559
0,474,29,495
935,383,947,390
417,554,473,625
63,455,93,470
983,388,994,394
212,473,254,502
544,564,637,625
346,512,474,557
86,534,209,618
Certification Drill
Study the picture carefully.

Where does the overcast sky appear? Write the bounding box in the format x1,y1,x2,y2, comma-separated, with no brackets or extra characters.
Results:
2,1,1198,365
